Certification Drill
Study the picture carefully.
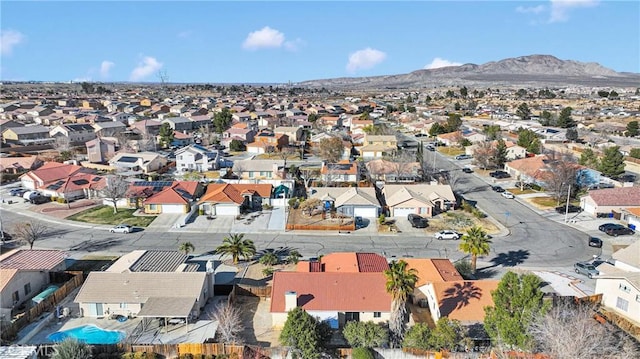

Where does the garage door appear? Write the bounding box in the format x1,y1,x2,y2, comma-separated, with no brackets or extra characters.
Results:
582,201,595,215
354,207,378,218
215,205,239,216
392,207,415,218
162,204,186,214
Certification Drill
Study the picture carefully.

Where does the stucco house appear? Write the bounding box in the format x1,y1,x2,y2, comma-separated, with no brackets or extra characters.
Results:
85,137,119,163
142,181,204,214
365,159,421,183
49,124,96,145
198,183,273,216
175,144,222,173
320,160,358,184
383,184,456,218
308,187,381,218
580,187,640,217
109,152,168,174
2,126,52,145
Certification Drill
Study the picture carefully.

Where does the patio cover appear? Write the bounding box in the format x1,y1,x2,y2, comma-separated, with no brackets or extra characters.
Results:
136,297,195,318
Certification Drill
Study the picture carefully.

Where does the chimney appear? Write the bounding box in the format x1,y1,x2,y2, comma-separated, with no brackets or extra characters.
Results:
284,291,297,311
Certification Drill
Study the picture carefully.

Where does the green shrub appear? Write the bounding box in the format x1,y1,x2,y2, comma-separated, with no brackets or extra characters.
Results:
262,267,275,277
454,259,474,279
471,208,486,219
199,208,205,216
351,347,375,359
378,214,386,225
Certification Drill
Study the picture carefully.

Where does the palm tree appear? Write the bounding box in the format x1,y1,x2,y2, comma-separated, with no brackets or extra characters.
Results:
286,250,302,264
51,338,92,359
459,226,491,274
259,251,279,266
179,241,195,256
215,233,256,264
384,259,418,348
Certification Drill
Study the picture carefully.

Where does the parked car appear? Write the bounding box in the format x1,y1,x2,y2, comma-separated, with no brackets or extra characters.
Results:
355,216,364,228
514,182,531,189
574,261,599,278
425,145,435,152
30,195,51,205
10,188,27,196
407,214,428,228
605,226,635,237
588,237,603,248
501,191,515,199
455,154,472,160
434,230,460,240
598,223,624,232
110,224,133,233
491,185,505,193
489,171,510,179
462,167,473,174
555,204,582,214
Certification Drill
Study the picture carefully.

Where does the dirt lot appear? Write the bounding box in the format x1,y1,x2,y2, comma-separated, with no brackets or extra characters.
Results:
426,210,500,235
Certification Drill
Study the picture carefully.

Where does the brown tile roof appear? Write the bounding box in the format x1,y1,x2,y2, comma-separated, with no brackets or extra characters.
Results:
270,272,392,313
0,250,67,271
144,187,189,205
21,161,88,184
588,187,640,206
199,183,272,204
296,252,388,273
432,280,499,322
404,258,463,287
356,253,389,272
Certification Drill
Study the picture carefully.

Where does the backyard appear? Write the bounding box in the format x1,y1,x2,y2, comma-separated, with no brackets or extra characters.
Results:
66,205,157,227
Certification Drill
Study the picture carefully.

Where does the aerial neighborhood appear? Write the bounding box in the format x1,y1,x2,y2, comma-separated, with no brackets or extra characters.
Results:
1,82,640,358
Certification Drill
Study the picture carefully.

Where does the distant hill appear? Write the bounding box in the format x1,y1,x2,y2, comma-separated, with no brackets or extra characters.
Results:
295,55,640,89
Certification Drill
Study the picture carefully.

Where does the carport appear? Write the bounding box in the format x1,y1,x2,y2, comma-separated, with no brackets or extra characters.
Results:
136,297,195,334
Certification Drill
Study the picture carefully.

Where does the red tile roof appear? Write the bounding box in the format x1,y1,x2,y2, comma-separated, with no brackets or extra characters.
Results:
144,187,189,204
296,252,388,273
0,250,67,271
404,258,463,287
356,253,390,272
432,280,499,322
21,161,88,184
270,272,392,313
199,183,272,204
588,187,640,206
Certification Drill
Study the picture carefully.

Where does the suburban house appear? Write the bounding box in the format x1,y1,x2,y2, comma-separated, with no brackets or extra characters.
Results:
131,119,162,136
92,121,127,137
74,271,212,322
580,187,640,217
274,126,303,144
0,250,67,320
405,258,499,325
49,124,96,145
295,252,389,273
142,181,204,214
162,117,193,132
0,156,43,174
467,140,527,160
85,137,119,163
594,241,640,326
270,272,392,328
221,127,256,149
231,160,288,180
365,159,422,183
2,126,52,145
308,187,381,218
382,184,456,218
109,152,168,174
105,250,205,273
175,144,222,173
19,161,104,202
198,183,273,216
171,130,194,147
320,160,359,184
436,131,463,147
505,155,600,188
359,135,398,159
247,129,289,154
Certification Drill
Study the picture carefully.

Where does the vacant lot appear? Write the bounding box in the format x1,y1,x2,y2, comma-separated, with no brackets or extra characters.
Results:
67,205,157,227
427,210,500,235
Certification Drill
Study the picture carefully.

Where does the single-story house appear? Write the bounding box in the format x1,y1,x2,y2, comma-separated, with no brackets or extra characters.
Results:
295,252,388,273
0,156,43,174
365,159,421,183
142,181,204,214
320,160,358,184
109,152,168,174
383,184,456,217
270,272,392,328
580,187,640,217
308,187,381,218
198,183,273,216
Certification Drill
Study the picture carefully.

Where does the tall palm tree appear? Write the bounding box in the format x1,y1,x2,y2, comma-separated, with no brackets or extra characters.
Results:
459,226,491,274
179,241,195,256
384,259,418,348
215,233,256,264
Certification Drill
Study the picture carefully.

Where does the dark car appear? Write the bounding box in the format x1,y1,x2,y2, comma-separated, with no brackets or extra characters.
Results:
599,223,624,232
489,171,511,179
588,237,603,248
605,227,635,237
407,214,428,228
555,205,582,214
29,195,50,204
10,188,27,196
462,167,473,174
491,185,505,193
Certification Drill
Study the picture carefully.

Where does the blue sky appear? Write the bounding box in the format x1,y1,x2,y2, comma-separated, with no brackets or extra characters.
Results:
1,1,638,83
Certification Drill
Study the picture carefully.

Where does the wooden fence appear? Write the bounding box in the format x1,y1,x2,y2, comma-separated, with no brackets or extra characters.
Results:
90,343,248,357
0,272,84,342
234,284,271,298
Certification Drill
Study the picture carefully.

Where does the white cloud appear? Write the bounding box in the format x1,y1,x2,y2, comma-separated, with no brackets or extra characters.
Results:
0,29,25,56
549,0,599,23
284,38,305,52
516,5,546,14
129,56,163,81
242,26,285,50
346,48,387,73
424,58,463,70
100,61,115,78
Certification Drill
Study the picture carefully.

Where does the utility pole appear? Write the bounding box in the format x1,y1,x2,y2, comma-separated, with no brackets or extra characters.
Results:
564,184,572,223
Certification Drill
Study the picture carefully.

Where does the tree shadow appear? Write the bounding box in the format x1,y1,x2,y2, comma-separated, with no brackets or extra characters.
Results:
439,282,483,317
473,268,498,280
488,250,530,267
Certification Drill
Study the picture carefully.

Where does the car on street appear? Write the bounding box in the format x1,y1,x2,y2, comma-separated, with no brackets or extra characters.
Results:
501,191,515,199
574,261,599,278
407,214,428,228
555,204,582,214
491,185,505,193
434,230,460,240
598,223,624,232
489,171,510,179
462,167,473,174
425,145,435,152
10,188,27,196
455,154,472,160
588,237,603,248
605,226,635,237
110,224,133,234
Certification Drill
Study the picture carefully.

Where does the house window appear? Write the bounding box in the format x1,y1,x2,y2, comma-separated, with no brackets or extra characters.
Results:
373,312,381,318
148,204,158,210
616,297,629,312
619,283,631,293
120,303,128,309
636,294,640,303
24,283,31,295
12,291,19,304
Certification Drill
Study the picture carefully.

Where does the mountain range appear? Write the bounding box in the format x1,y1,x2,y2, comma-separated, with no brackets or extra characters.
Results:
295,55,640,90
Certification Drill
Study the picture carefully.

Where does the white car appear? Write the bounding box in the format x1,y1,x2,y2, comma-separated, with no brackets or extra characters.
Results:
434,230,460,240
501,191,515,199
110,224,133,233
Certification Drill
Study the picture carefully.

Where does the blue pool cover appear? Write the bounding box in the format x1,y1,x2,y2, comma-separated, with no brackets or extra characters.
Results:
32,285,59,304
48,324,126,344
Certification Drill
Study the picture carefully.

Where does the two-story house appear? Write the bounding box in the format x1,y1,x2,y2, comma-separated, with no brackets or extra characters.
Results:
85,137,119,163
49,124,96,145
175,144,222,173
359,134,398,159
109,152,168,174
2,126,53,145
92,121,127,138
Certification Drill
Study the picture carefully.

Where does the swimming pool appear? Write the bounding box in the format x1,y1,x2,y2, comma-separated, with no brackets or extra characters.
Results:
47,324,126,344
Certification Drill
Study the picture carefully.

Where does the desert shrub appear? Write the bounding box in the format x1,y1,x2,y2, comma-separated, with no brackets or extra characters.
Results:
454,259,474,279
351,347,375,359
471,208,486,219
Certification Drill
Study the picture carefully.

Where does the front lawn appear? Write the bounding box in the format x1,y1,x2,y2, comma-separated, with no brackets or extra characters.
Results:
438,147,466,156
66,205,157,227
529,196,561,208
